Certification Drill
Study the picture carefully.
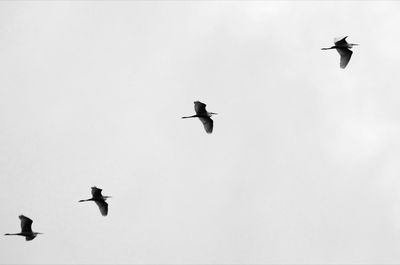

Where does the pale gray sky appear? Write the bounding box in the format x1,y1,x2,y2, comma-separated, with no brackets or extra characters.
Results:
1,1,400,264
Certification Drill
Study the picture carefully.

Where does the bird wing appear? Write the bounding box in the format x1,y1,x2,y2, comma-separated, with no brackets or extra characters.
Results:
194,101,207,115
91,187,103,199
199,117,213,134
95,200,108,216
336,47,353,69
334,36,348,46
19,215,33,233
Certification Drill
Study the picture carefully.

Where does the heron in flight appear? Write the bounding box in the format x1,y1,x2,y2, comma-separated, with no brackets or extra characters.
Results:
4,215,42,241
182,101,217,134
79,187,111,216
321,36,358,69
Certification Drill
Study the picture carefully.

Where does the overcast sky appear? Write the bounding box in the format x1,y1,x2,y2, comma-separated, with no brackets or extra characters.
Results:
1,1,400,264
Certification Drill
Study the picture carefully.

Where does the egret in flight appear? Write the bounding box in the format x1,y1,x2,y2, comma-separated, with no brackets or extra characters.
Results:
182,101,217,134
4,215,42,241
322,36,358,69
79,187,111,216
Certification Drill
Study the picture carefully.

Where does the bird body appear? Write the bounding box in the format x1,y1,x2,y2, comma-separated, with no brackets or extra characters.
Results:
182,101,217,134
79,187,111,216
321,36,358,68
4,215,42,241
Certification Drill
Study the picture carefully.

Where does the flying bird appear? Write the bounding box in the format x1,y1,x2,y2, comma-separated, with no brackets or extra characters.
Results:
182,101,217,134
79,187,111,216
321,36,358,69
4,215,42,241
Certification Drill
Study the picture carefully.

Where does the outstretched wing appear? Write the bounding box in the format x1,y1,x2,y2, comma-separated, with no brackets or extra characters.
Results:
91,187,103,199
336,47,353,69
95,200,108,216
334,36,348,46
19,215,33,233
194,101,207,115
199,117,213,134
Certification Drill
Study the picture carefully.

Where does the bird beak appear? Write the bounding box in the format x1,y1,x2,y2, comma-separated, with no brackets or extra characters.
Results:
353,43,359,46
210,112,218,115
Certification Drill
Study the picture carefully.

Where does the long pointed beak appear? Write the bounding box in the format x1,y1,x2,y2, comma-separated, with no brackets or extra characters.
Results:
210,112,218,115
182,115,196,119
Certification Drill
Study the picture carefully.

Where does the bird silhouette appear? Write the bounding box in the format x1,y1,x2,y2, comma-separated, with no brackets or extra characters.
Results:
79,187,111,216
182,101,217,134
321,36,358,69
4,215,42,241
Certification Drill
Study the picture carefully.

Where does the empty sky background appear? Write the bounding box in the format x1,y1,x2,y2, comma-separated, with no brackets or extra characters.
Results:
1,1,400,264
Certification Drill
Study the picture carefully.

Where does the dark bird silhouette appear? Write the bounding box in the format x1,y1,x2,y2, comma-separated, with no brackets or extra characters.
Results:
321,36,359,69
182,101,217,134
79,187,111,216
4,215,42,241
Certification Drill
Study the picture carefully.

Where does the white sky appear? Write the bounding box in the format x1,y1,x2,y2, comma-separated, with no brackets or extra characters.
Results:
1,1,400,264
